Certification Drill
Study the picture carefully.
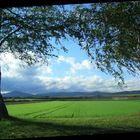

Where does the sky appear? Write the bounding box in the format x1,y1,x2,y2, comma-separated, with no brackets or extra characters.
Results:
1,3,140,95
1,37,140,95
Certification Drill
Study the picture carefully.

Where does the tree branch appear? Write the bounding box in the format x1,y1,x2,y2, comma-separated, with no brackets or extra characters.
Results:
0,27,21,46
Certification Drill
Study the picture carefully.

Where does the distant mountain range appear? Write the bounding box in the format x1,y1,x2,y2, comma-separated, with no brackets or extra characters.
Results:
3,91,32,98
2,90,140,98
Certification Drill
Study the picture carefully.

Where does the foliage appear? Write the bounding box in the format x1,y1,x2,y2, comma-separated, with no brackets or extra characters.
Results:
1,1,140,84
0,6,69,65
66,1,140,84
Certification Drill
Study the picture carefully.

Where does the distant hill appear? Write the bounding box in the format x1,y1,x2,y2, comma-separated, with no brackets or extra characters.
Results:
36,90,140,97
3,91,33,98
37,91,109,97
2,90,140,98
114,90,140,95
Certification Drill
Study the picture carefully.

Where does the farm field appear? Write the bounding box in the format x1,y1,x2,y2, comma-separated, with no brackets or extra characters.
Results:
0,100,140,139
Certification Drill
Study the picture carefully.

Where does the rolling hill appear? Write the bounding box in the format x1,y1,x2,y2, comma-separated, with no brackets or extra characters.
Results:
2,91,33,98
2,90,140,98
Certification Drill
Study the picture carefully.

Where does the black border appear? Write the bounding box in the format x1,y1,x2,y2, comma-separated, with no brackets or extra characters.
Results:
0,0,136,8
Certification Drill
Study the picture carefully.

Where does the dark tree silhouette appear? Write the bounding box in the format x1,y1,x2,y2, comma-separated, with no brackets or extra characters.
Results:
0,69,9,118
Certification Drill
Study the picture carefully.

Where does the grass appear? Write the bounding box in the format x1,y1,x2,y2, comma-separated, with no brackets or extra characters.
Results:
0,100,140,139
7,100,140,118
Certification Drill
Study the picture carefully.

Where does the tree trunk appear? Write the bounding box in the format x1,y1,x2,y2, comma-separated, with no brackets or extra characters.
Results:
0,94,9,119
0,68,9,119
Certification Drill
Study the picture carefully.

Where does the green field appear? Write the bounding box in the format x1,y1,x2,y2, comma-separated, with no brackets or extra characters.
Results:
1,100,140,139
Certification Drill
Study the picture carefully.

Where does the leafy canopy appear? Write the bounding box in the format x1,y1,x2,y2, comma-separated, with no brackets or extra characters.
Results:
0,1,140,85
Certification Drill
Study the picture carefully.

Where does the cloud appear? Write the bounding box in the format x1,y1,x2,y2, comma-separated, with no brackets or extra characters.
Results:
122,80,140,91
1,52,53,94
1,76,47,94
2,72,140,94
1,53,140,94
36,75,140,93
1,52,25,78
1,52,53,78
57,55,94,74
36,65,52,75
81,60,93,69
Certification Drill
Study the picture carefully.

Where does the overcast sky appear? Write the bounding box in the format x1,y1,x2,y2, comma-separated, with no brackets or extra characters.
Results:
1,37,140,95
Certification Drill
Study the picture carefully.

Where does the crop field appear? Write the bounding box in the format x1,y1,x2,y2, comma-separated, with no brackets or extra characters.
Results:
6,100,140,118
1,100,140,139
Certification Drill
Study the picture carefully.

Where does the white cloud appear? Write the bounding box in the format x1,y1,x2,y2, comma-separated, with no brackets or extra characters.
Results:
1,52,53,78
36,65,52,75
36,75,140,93
57,55,95,74
1,52,25,78
123,80,140,91
1,53,140,94
81,60,92,69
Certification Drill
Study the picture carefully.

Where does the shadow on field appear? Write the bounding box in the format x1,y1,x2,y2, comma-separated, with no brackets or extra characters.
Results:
5,116,139,138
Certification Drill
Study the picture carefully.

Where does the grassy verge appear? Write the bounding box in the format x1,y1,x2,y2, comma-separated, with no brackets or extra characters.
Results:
0,115,140,139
